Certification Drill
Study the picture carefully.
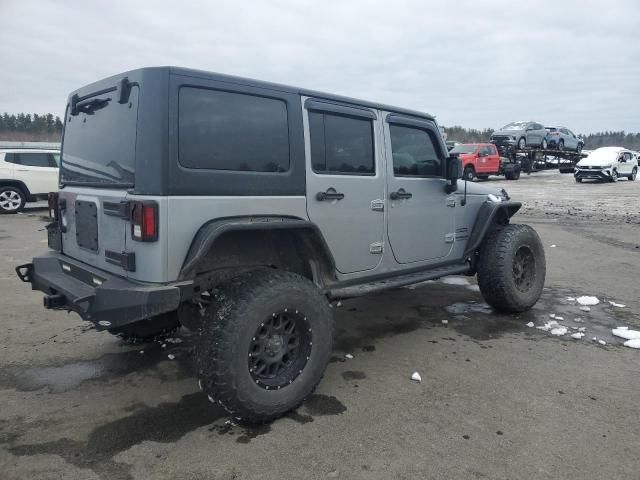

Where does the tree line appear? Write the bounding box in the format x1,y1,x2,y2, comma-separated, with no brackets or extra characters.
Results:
444,126,640,151
0,112,64,142
1,112,639,151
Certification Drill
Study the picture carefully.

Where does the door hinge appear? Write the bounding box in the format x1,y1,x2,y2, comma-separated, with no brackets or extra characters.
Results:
371,199,385,212
445,233,455,244
369,241,384,254
447,198,456,207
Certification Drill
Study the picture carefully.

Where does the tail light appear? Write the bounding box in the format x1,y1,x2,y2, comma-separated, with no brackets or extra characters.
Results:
48,192,59,219
130,201,158,242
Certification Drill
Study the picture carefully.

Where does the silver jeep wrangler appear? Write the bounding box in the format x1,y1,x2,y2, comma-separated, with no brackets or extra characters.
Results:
17,67,546,422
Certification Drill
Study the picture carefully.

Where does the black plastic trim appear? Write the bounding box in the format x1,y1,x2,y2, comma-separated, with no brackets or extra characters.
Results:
103,201,130,218
105,250,136,272
178,216,336,280
304,98,377,120
463,201,522,257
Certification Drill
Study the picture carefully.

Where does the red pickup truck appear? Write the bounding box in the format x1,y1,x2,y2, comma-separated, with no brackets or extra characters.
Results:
450,143,520,181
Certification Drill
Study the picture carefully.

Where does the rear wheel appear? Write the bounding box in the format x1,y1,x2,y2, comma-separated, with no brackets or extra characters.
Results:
557,140,564,151
108,312,180,343
477,224,546,313
575,177,583,183
197,269,333,423
0,186,26,214
541,138,548,149
463,166,476,182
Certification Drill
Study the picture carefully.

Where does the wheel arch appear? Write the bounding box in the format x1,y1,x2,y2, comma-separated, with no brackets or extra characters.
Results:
178,216,337,289
463,201,522,258
0,179,31,197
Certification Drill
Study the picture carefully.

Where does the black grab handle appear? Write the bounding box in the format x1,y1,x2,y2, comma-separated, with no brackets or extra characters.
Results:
316,188,345,201
390,189,412,200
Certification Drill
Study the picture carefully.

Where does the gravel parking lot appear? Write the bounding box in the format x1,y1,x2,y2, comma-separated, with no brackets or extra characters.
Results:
1,171,639,480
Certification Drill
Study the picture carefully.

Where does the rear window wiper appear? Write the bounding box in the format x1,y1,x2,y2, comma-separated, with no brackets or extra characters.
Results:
75,97,111,115
70,77,135,116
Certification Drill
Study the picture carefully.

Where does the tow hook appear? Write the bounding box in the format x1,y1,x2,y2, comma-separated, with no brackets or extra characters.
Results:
43,294,66,309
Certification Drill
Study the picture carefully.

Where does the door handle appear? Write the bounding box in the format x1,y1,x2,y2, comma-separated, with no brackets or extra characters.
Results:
316,188,345,201
390,188,412,200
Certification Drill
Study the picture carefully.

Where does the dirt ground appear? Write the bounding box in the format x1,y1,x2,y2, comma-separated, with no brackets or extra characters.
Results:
1,171,639,480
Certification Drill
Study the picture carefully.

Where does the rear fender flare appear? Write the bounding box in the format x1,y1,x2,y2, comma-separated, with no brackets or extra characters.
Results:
178,216,336,283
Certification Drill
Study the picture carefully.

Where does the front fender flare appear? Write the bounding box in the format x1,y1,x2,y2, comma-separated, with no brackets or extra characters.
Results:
463,201,521,257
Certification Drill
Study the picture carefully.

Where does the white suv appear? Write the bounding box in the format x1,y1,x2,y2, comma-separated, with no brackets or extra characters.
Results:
0,149,59,213
574,147,638,183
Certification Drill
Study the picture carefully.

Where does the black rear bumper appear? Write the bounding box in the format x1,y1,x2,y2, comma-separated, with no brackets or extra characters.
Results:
16,253,190,330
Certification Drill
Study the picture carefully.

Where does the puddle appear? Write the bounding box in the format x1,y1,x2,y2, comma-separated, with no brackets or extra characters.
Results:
8,392,223,480
0,339,193,393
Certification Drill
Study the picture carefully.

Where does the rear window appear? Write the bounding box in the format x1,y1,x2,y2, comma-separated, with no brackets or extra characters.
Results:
178,87,290,172
309,112,375,175
60,85,139,186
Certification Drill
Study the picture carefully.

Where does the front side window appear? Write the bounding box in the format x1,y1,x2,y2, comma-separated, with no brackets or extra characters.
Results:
309,112,374,175
179,87,290,172
389,124,442,177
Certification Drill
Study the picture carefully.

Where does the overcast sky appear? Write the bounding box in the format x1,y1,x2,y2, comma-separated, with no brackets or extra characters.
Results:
1,0,638,133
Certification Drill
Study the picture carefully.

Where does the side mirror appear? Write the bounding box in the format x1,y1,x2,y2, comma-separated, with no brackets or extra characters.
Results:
445,155,461,193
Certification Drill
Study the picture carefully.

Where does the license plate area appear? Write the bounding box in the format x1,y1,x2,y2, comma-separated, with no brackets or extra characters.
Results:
75,200,99,252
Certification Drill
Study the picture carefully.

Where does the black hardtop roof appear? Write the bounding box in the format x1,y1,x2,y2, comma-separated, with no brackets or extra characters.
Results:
68,66,435,121
169,66,435,120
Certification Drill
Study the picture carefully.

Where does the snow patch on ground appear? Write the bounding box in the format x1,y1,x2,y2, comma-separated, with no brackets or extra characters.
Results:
440,276,470,286
608,301,626,308
624,339,640,349
577,296,599,306
410,372,422,382
612,329,640,340
580,306,591,312
550,327,568,336
526,322,535,328
570,332,585,339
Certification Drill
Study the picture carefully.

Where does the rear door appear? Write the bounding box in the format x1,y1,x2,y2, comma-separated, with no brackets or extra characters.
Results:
303,98,385,274
12,152,58,195
58,82,140,277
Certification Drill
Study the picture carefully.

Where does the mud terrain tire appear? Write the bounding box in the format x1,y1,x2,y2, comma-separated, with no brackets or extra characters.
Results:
197,269,333,423
477,224,546,313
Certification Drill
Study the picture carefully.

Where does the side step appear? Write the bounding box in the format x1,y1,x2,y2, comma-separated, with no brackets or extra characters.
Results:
328,263,471,299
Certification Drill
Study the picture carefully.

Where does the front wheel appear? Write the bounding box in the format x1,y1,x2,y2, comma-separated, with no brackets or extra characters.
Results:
629,167,637,181
575,177,583,183
197,269,333,423
477,224,546,313
541,138,548,149
0,186,26,214
557,140,564,151
576,143,583,154
610,169,619,182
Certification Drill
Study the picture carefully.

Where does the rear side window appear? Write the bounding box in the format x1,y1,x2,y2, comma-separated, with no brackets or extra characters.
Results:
389,124,442,177
179,87,290,172
309,112,375,175
15,153,57,167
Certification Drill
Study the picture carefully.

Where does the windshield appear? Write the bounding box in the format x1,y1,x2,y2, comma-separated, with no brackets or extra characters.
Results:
545,127,557,132
450,144,478,154
501,121,527,130
60,84,139,186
